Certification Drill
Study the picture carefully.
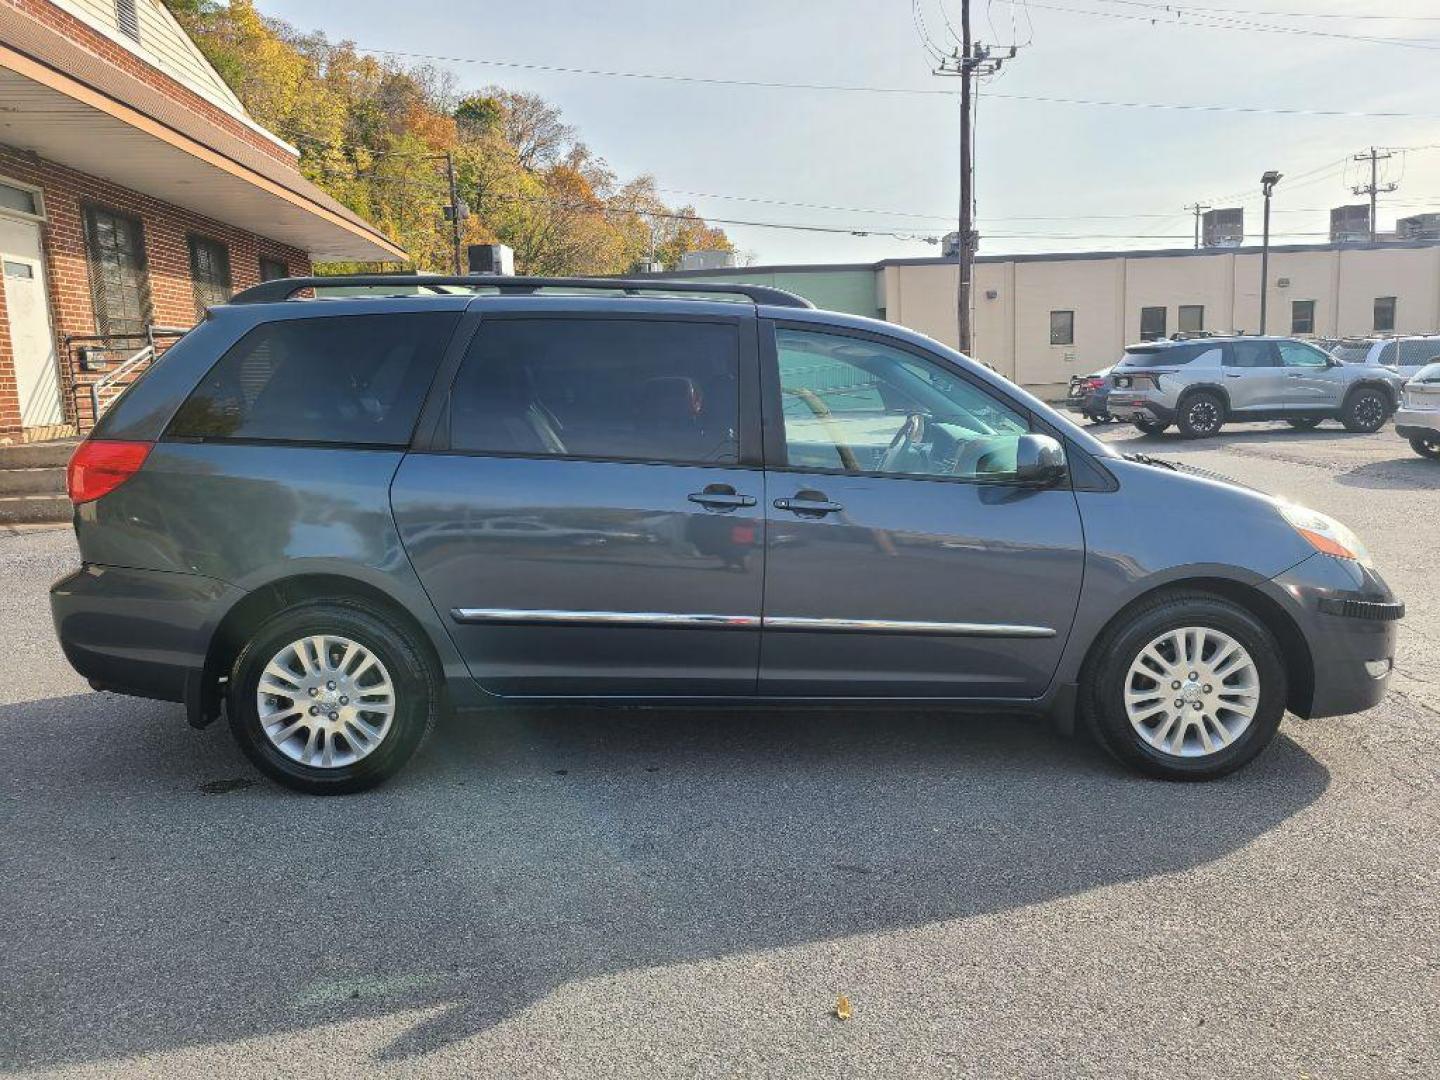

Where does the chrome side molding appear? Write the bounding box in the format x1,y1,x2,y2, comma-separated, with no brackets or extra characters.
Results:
451,608,1054,638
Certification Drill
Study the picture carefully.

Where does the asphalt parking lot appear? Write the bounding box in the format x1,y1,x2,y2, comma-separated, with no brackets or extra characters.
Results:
2,421,1437,1079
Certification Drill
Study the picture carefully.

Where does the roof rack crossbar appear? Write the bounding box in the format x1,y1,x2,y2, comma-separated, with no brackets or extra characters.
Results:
229,274,815,309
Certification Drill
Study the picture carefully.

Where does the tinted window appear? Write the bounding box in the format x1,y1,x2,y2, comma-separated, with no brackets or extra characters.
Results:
449,318,740,464
1117,343,1219,368
775,328,1029,481
1225,341,1278,369
168,313,457,445
1140,306,1166,341
1399,339,1440,367
1178,305,1204,333
1377,341,1398,366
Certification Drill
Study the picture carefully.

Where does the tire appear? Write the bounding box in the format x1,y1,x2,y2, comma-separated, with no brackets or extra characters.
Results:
1176,392,1225,438
1080,591,1287,780
1411,434,1440,460
1340,386,1390,433
1287,418,1322,431
1134,419,1168,435
227,600,441,794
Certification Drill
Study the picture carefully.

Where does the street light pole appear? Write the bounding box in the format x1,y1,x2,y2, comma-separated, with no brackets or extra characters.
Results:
1259,170,1282,335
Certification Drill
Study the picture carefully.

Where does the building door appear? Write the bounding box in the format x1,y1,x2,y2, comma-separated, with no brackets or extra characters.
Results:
0,213,63,428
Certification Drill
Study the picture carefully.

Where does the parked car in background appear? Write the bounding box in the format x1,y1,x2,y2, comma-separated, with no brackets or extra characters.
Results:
1394,361,1440,460
1066,367,1113,423
1105,336,1404,438
1328,335,1440,381
50,276,1401,793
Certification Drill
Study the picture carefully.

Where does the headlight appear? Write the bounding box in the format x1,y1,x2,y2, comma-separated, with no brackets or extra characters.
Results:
1277,502,1371,563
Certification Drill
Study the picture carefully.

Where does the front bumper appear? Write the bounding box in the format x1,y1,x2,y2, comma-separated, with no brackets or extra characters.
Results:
1394,407,1440,439
1270,554,1401,719
51,563,241,706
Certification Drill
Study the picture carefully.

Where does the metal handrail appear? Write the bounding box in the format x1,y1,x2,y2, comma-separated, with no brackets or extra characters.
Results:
89,344,154,422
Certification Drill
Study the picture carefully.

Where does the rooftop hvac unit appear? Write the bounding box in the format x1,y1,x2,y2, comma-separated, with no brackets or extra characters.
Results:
1330,204,1371,243
1396,213,1440,241
1201,208,1244,248
467,244,514,276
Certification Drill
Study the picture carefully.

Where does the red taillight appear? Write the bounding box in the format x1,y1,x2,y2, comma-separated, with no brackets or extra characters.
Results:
66,440,152,504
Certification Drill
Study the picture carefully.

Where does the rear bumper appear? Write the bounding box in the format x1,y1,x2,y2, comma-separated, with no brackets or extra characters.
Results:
1271,554,1401,719
50,564,240,706
1107,397,1175,424
1394,408,1440,439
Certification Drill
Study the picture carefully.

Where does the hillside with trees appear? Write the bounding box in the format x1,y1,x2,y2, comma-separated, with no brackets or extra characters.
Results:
163,1,733,273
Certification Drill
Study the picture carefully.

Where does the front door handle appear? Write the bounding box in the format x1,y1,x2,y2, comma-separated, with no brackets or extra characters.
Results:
1224,372,1244,378
1286,373,1305,378
774,495,844,516
688,487,756,510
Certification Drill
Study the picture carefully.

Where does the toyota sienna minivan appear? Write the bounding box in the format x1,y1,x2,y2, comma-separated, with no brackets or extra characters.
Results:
51,276,1403,793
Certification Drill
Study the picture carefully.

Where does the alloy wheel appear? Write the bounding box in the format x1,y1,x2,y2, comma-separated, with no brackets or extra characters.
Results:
1123,626,1260,757
1186,399,1221,435
255,635,396,768
1351,392,1386,431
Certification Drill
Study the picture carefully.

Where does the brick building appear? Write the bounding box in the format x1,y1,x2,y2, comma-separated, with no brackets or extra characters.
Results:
0,0,404,441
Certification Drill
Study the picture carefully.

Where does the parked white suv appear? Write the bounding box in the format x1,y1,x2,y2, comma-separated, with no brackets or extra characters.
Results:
1328,336,1440,381
1394,362,1440,460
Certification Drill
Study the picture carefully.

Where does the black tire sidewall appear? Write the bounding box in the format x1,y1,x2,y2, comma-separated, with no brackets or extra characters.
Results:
1342,388,1388,433
228,602,437,794
1135,420,1167,435
1085,595,1287,780
1177,393,1224,438
1410,435,1440,460
1287,418,1321,430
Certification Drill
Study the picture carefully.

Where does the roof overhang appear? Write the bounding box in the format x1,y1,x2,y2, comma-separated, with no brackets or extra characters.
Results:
0,38,405,263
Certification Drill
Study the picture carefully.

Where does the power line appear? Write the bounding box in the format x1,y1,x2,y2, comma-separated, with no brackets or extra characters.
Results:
1084,0,1440,22
354,45,1440,119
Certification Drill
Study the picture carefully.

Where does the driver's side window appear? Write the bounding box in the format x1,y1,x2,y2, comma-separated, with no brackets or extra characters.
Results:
774,327,1030,480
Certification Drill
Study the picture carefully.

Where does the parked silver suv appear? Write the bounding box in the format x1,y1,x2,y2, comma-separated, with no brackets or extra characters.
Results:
1105,336,1404,438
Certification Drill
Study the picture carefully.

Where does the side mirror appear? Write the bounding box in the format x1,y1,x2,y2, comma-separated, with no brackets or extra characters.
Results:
1013,433,1067,485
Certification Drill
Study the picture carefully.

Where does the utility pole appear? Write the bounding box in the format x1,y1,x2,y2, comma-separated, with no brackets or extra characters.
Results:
1259,170,1282,335
1352,146,1397,243
1186,203,1211,250
444,151,464,275
930,1,1015,356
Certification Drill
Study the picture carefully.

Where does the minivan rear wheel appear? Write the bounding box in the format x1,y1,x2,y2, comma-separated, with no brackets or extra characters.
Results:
1081,591,1287,780
228,601,439,794
1176,392,1225,438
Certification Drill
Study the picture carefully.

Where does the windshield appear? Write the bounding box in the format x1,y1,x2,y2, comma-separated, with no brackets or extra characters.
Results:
1413,363,1440,383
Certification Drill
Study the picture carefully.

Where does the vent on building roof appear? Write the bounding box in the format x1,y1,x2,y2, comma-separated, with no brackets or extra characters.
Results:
115,0,140,42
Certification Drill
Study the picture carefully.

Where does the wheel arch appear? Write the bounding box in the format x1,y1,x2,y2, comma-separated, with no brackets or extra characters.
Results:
1345,378,1399,411
1175,381,1231,415
1077,575,1315,720
196,571,452,728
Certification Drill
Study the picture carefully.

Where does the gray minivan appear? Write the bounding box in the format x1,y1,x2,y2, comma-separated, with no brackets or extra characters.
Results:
51,276,1403,793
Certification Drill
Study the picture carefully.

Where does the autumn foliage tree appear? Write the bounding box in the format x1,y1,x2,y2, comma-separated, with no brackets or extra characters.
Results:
164,1,733,274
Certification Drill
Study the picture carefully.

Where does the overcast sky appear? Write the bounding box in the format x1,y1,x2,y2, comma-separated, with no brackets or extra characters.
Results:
264,0,1440,265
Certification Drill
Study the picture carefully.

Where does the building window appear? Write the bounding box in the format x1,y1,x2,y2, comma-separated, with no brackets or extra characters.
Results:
1374,296,1396,333
1140,306,1167,341
188,235,232,316
115,0,140,42
1178,305,1204,333
83,206,152,338
1292,300,1316,335
0,179,42,220
259,256,289,282
1049,310,1074,346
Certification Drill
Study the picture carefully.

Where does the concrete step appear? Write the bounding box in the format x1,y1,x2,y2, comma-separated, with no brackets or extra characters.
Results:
0,466,66,496
0,494,71,525
0,439,78,470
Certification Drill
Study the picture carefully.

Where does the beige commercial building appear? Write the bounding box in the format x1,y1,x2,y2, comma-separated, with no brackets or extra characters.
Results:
650,239,1440,399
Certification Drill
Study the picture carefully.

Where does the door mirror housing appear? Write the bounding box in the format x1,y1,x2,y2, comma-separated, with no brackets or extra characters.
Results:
1012,433,1067,485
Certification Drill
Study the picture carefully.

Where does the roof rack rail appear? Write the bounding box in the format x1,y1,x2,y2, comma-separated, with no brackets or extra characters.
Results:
229,274,816,309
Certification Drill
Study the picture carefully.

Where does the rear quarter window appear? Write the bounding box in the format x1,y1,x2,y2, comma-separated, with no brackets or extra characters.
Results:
167,313,458,445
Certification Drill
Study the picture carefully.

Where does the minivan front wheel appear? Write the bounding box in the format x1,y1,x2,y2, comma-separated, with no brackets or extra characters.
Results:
228,601,439,794
1177,392,1225,438
1082,592,1287,780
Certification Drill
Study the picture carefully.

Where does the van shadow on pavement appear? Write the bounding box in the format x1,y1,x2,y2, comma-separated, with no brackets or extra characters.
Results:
0,691,1329,1068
